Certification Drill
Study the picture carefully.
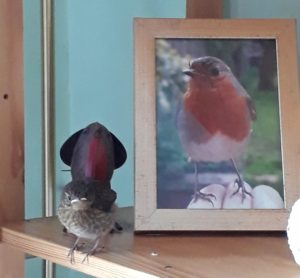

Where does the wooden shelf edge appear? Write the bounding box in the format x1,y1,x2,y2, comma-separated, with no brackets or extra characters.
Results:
1,226,156,278
0,208,166,278
2,208,298,277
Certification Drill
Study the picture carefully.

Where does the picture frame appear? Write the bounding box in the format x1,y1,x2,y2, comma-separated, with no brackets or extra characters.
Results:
134,18,300,231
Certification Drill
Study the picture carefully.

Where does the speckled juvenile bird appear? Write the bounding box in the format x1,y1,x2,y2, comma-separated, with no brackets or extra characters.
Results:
58,122,127,262
58,179,116,263
177,56,256,203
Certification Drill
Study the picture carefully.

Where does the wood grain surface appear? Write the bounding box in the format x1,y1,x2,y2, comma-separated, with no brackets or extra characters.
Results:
186,0,223,18
0,0,24,277
2,207,300,278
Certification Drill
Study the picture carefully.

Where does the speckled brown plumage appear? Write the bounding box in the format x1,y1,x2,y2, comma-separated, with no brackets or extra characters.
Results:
57,180,116,263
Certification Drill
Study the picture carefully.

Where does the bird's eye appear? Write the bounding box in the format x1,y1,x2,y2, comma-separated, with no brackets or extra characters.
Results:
65,193,71,201
209,67,219,77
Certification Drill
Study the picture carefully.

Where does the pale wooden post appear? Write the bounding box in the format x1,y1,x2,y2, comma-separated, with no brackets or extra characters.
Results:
0,0,24,277
186,0,223,18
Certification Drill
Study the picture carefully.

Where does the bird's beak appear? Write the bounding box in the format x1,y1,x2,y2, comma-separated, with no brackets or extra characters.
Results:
183,69,196,77
70,197,87,204
71,197,90,210
71,198,80,204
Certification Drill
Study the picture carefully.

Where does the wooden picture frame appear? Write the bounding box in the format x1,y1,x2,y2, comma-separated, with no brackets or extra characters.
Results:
134,18,300,231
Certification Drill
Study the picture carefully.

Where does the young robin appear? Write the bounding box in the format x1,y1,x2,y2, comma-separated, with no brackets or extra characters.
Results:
177,56,256,204
58,180,116,263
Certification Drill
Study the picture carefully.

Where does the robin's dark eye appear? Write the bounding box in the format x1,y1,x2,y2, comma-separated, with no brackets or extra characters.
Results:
209,67,219,77
65,193,72,201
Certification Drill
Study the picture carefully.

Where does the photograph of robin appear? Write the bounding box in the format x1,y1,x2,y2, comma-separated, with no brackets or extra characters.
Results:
156,39,284,209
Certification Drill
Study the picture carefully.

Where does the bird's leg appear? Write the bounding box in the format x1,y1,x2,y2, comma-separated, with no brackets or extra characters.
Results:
193,162,199,198
68,237,81,264
230,158,253,202
192,162,216,206
81,237,103,264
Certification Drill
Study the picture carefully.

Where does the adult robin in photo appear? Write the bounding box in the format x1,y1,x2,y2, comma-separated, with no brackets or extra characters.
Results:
177,56,256,204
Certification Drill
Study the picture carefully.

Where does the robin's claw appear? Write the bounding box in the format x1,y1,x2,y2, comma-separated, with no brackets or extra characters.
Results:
67,237,81,264
231,178,253,203
81,245,104,264
80,237,104,264
192,191,216,207
67,248,76,264
81,253,90,264
209,193,217,200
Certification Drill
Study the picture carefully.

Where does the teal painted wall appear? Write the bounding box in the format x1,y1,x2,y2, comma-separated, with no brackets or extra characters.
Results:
24,0,43,220
24,0,300,277
225,0,300,19
53,0,71,213
23,0,45,272
224,0,300,54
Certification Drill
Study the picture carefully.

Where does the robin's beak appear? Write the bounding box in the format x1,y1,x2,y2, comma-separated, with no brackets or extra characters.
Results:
70,197,87,203
71,197,90,210
183,69,196,77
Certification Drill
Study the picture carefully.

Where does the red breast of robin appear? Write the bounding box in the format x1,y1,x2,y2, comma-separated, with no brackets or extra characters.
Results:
178,56,256,162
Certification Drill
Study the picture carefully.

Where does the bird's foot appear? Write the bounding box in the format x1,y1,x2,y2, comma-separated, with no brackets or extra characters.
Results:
81,252,90,264
192,191,216,207
81,245,104,264
67,246,78,264
81,237,103,264
230,178,253,202
67,238,82,264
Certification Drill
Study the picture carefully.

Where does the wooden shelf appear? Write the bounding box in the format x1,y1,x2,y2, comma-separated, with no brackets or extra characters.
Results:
1,207,300,278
